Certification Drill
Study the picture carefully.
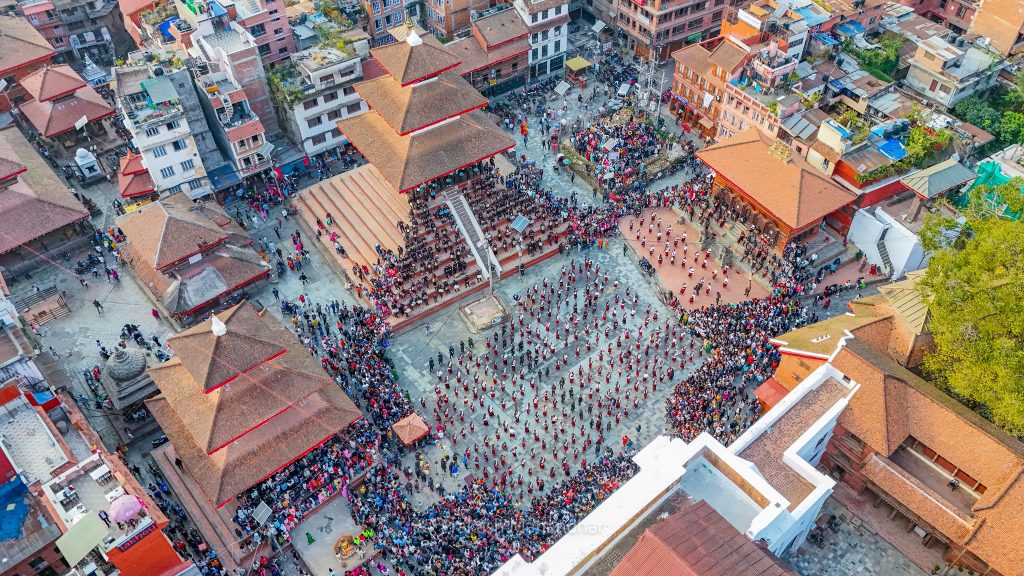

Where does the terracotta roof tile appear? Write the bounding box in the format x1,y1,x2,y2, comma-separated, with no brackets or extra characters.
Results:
371,38,462,86
146,303,361,505
740,378,850,510
0,157,26,182
118,151,147,176
117,170,155,198
159,246,267,313
0,16,56,77
165,303,285,394
19,65,86,102
337,108,514,193
116,194,232,270
0,126,88,254
17,82,114,138
473,9,529,48
356,71,488,134
831,341,1024,576
225,119,264,142
671,43,713,78
611,501,798,576
148,384,359,506
449,34,530,77
697,130,857,230
708,40,748,74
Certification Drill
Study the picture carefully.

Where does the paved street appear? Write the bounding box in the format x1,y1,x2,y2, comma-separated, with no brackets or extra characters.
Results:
390,241,695,509
784,497,928,576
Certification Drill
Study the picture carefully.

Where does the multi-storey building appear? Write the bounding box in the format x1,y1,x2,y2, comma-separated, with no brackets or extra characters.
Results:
170,0,294,62
114,63,214,197
196,66,274,180
903,35,1004,110
617,0,731,60
189,15,281,134
364,0,405,45
449,7,531,96
719,0,831,61
0,15,57,111
274,44,367,156
513,0,569,78
898,0,976,35
18,0,135,66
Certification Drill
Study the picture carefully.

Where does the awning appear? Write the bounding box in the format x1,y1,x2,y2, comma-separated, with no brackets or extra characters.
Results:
554,81,571,96
392,412,429,445
21,1,54,15
755,377,789,410
141,76,177,105
565,56,591,72
591,20,606,33
698,117,713,130
207,163,240,193
56,514,109,567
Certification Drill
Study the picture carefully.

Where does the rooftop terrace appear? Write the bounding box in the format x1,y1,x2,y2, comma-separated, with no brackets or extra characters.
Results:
0,394,68,484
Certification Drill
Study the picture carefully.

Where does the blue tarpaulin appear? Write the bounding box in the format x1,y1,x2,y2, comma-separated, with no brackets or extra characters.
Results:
158,16,180,40
814,32,839,46
835,21,865,36
878,138,907,161
0,478,29,542
208,163,241,191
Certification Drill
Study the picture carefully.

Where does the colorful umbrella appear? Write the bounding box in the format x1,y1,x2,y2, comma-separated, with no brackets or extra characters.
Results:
109,494,143,523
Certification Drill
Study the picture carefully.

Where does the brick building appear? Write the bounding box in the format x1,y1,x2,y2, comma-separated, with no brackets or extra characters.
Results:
448,9,530,96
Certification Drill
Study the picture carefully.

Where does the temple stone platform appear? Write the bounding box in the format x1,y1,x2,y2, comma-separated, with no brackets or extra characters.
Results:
459,293,509,333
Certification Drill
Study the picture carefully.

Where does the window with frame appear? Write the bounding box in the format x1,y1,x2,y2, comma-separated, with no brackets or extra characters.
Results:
324,91,338,102
308,116,323,128
372,0,381,12
159,166,175,178
531,13,537,22
327,109,342,121
274,28,283,35
181,159,194,171
259,43,271,56
145,126,160,137
541,45,548,57
375,18,383,31
172,139,187,151
541,29,548,40
152,145,167,157
330,127,341,138
188,178,204,190
346,102,362,114
250,23,266,36
554,40,560,52
343,86,356,96
311,133,327,145
279,47,287,54
166,120,180,130
304,98,318,110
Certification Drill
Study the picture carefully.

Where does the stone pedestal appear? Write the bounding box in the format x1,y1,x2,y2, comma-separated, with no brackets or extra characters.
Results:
459,294,509,333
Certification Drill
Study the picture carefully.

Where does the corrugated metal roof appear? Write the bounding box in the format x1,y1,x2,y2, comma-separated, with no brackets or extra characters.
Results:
901,158,977,199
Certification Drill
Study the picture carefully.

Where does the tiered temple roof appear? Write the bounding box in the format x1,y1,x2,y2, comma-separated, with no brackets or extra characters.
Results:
336,30,514,194
146,304,361,506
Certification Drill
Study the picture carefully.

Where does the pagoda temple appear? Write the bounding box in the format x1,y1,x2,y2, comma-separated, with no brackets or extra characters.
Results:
296,26,565,329
146,302,362,508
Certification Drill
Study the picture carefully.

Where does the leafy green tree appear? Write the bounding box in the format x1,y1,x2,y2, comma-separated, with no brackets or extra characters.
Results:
953,96,1002,134
919,182,1024,434
1000,111,1024,146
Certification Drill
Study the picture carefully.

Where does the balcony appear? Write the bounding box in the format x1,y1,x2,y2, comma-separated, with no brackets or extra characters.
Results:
122,97,185,130
889,445,980,515
861,453,974,541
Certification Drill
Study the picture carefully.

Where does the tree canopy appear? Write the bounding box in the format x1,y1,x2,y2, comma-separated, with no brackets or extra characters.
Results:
919,181,1024,434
